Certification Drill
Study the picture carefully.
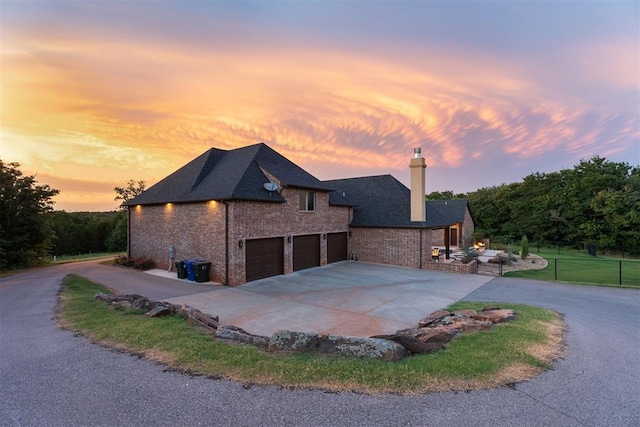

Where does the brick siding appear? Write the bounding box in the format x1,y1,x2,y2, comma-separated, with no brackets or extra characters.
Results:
129,189,349,286
228,189,349,285
129,192,475,285
349,227,433,269
129,201,227,283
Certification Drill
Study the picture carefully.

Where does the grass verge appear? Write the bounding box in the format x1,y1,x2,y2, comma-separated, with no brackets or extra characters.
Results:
48,252,125,264
58,274,566,394
504,248,640,287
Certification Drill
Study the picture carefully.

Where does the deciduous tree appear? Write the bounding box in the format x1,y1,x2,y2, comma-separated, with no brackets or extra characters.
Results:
0,160,59,269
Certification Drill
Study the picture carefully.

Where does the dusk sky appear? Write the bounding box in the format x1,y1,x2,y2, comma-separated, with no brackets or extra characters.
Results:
2,1,639,211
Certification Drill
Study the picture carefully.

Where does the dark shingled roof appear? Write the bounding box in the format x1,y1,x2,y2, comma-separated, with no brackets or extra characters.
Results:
126,143,331,206
325,175,468,229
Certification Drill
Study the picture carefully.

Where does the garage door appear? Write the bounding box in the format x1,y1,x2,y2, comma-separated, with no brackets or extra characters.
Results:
293,234,320,272
327,232,348,264
245,237,284,282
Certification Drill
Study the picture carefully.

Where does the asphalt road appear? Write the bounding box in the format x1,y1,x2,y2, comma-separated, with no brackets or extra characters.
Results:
1,261,638,426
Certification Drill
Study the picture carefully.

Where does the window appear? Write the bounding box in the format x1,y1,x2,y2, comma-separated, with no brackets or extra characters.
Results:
298,190,315,212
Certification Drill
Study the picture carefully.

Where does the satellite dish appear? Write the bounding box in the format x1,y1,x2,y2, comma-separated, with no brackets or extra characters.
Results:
263,182,278,192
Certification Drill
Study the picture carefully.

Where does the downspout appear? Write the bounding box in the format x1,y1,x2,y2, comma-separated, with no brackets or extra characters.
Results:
222,200,229,285
127,207,131,258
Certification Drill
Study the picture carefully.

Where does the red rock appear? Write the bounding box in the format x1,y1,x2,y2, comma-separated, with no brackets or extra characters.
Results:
453,309,477,318
418,310,451,328
417,328,458,344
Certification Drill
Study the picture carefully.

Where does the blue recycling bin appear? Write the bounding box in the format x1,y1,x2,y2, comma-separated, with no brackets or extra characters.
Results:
185,260,203,281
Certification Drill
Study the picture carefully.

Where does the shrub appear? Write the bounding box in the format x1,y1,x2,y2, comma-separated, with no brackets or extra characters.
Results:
132,257,155,270
113,255,154,270
461,248,478,264
521,235,529,260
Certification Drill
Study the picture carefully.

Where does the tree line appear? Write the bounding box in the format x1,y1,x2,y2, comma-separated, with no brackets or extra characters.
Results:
1,155,638,270
429,156,640,257
0,159,143,270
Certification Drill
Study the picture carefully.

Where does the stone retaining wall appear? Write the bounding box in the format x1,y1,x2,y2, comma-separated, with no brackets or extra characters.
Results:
423,260,477,274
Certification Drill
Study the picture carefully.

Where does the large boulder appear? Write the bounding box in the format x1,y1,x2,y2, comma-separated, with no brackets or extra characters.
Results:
269,331,409,361
317,335,409,361
268,330,323,353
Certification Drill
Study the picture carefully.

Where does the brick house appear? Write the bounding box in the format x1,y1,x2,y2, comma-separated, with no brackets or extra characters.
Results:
126,143,474,285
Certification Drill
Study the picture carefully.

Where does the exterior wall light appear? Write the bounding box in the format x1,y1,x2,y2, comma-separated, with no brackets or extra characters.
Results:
287,236,292,244
348,231,352,237
322,233,327,240
239,240,243,249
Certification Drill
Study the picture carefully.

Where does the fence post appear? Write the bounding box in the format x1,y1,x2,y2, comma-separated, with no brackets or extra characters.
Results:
554,259,558,281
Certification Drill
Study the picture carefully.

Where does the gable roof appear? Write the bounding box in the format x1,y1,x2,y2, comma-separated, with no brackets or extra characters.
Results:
325,175,468,229
126,143,331,205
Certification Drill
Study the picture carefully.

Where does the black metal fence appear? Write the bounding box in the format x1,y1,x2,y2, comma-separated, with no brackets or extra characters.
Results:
548,258,639,286
496,257,639,287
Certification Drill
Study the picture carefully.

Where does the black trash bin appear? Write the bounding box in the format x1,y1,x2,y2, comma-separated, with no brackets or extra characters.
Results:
175,260,187,279
194,262,211,283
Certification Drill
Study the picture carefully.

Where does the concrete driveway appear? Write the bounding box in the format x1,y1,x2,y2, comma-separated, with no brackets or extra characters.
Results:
161,261,493,336
2,261,638,425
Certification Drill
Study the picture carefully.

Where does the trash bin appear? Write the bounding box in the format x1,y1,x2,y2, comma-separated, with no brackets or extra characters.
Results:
185,260,195,281
184,260,204,281
195,262,211,283
175,260,187,279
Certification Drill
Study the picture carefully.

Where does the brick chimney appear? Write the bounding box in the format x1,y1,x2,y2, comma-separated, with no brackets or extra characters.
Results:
409,147,426,222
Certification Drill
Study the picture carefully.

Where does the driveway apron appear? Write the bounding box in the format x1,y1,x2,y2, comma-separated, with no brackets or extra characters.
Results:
161,261,493,336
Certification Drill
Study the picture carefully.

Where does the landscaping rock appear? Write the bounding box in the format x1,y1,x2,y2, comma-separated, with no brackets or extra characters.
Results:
215,325,269,349
317,335,409,361
93,293,518,362
268,330,323,353
416,328,459,344
418,310,451,328
395,327,420,337
453,309,477,318
269,332,409,361
130,297,154,312
482,305,501,312
371,334,445,354
457,319,494,333
472,309,515,324
94,293,151,309
145,304,173,318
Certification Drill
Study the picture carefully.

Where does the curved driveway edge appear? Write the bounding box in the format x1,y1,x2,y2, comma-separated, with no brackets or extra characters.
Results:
1,261,638,426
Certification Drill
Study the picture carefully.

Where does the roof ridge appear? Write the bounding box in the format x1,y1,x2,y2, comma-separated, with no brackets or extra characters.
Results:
191,148,226,191
227,144,264,198
324,174,393,183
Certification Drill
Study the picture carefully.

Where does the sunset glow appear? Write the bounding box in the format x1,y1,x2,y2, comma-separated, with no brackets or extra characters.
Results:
1,1,638,211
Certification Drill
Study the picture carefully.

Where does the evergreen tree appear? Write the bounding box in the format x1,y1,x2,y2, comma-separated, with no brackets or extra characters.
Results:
520,235,529,260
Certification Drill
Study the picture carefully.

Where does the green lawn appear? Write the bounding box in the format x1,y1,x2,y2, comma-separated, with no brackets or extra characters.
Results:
58,274,565,395
47,252,124,264
505,248,640,287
